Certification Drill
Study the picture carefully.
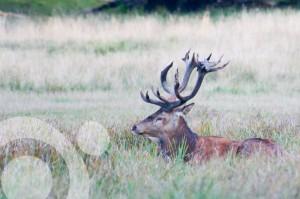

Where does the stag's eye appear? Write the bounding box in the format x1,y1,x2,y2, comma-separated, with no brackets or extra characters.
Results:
146,116,153,120
155,117,164,122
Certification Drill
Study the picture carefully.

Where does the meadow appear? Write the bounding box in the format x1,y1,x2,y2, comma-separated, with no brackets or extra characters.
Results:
0,10,300,198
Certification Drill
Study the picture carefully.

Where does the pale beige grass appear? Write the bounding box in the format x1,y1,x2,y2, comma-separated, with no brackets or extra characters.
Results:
0,10,300,199
0,10,299,91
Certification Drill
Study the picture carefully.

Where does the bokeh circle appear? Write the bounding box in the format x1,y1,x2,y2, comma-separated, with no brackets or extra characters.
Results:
1,156,52,199
77,121,110,156
0,117,90,199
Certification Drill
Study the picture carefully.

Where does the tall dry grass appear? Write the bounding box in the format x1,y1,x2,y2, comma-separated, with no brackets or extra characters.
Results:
0,10,299,199
0,10,299,92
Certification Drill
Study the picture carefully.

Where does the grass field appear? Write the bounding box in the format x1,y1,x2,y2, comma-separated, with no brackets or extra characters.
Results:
0,10,300,198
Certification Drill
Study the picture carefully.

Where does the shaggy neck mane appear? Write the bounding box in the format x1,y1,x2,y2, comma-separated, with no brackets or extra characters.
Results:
159,116,198,161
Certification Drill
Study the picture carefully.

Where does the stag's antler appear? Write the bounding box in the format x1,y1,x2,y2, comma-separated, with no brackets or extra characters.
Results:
160,49,198,94
141,50,229,111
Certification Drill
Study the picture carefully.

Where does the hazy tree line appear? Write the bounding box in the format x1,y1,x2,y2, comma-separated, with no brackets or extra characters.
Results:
89,0,300,13
0,0,299,15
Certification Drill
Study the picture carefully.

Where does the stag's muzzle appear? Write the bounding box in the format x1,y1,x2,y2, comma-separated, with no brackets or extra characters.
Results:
131,125,140,135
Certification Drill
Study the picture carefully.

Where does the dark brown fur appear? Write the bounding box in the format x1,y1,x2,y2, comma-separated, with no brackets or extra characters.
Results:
132,106,283,163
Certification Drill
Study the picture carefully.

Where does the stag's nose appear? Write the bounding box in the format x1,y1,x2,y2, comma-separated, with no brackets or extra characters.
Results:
131,125,137,132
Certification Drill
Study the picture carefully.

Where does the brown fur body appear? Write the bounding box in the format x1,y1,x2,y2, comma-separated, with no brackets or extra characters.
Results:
132,109,283,163
165,117,281,162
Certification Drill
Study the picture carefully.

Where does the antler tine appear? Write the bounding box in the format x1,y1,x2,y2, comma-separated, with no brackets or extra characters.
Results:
178,51,197,92
201,54,229,73
196,53,199,62
160,62,174,94
140,91,167,107
174,68,184,101
151,87,169,102
174,71,206,105
207,61,230,73
174,68,179,83
160,50,197,95
182,49,191,61
206,53,212,61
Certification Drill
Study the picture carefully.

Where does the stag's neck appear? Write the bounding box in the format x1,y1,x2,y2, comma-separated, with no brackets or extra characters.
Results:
159,117,198,161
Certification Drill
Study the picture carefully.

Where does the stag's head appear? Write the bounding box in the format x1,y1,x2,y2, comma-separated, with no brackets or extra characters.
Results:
131,50,228,143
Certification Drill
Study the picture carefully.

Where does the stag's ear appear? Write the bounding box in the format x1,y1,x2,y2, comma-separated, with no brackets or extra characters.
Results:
177,103,194,115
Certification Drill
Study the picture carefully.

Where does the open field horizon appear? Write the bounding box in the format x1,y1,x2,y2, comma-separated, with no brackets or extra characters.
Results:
0,10,300,199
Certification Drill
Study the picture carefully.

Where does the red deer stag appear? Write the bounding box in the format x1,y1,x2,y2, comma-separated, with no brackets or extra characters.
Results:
131,50,282,163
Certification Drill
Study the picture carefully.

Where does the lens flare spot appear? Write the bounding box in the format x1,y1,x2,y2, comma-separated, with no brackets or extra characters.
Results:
77,121,110,156
1,156,52,199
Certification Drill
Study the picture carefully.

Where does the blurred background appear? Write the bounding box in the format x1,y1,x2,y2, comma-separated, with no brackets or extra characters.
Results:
0,1,300,199
0,0,300,15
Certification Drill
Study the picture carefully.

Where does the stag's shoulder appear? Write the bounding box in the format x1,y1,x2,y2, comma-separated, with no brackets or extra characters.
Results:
195,136,237,150
198,135,233,143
